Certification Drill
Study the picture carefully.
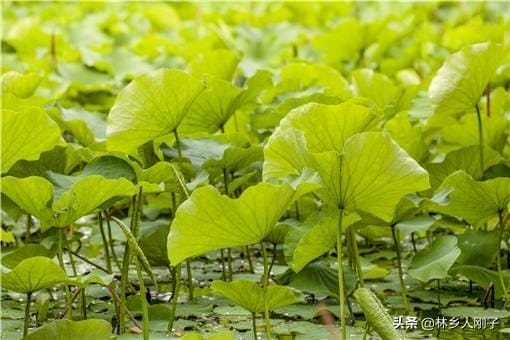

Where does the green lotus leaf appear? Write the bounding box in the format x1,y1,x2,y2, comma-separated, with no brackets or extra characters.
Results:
456,230,499,267
449,265,510,299
189,49,240,81
279,101,377,153
180,71,271,135
1,71,40,98
24,319,112,340
312,18,363,63
338,132,430,221
0,244,53,269
1,107,63,174
167,182,312,265
6,145,87,179
352,69,400,111
285,210,360,272
409,235,461,282
384,111,428,162
1,256,68,293
70,269,114,288
106,68,205,154
429,42,508,117
1,175,135,229
431,170,510,227
211,280,300,313
426,145,501,189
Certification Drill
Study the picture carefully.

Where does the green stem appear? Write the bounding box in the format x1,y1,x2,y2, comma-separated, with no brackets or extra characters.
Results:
24,292,32,337
186,259,194,301
80,289,87,319
174,130,182,159
58,229,73,320
168,263,182,331
349,225,364,287
295,201,300,220
391,225,409,311
227,248,233,281
252,312,258,339
497,212,509,303
337,210,346,340
220,249,227,281
245,246,254,273
105,211,122,272
67,242,77,276
135,259,149,340
268,243,277,277
261,242,271,339
26,214,31,243
475,104,485,171
98,212,112,273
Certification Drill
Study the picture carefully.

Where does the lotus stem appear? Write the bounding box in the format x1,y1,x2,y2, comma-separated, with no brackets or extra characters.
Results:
105,210,122,272
174,129,182,159
186,259,194,301
245,246,254,273
497,212,509,304
220,249,227,281
350,225,364,287
26,214,32,243
168,263,182,331
80,289,87,319
261,242,271,339
337,210,347,340
475,104,485,171
227,248,233,281
98,212,112,272
24,292,32,337
252,312,258,339
58,228,73,320
391,225,409,311
135,258,149,340
267,243,277,278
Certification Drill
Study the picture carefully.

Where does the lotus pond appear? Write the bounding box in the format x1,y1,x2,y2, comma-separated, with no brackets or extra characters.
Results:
1,1,510,339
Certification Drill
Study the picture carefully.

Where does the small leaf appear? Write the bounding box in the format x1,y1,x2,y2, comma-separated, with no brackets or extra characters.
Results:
211,280,299,313
409,235,461,282
1,256,68,293
24,319,112,340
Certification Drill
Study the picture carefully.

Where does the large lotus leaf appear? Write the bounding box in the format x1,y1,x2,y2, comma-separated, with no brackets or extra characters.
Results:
106,68,205,154
1,175,135,229
1,107,63,174
279,102,377,153
24,319,112,340
431,171,510,227
6,145,86,179
427,145,501,190
263,127,312,179
312,18,363,64
1,256,68,293
456,230,499,267
167,182,306,265
211,280,299,313
181,72,271,134
203,144,263,173
189,49,240,81
449,265,510,299
409,235,461,282
285,210,361,272
429,42,508,117
338,132,430,221
0,176,54,226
